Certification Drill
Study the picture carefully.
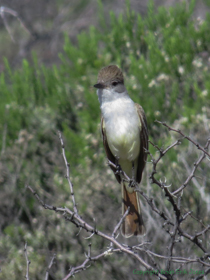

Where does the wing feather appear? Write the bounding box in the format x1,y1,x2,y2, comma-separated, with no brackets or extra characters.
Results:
135,103,148,183
101,117,121,183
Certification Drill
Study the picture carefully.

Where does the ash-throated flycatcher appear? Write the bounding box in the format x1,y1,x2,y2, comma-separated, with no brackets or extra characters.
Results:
94,65,148,238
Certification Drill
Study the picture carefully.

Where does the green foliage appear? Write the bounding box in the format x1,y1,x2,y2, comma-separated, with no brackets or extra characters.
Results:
1,0,210,151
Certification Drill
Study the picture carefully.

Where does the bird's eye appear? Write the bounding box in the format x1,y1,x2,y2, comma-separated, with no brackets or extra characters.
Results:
112,82,118,86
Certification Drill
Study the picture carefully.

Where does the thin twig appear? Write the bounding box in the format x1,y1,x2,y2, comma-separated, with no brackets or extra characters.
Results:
0,6,31,42
24,242,30,280
112,207,130,239
58,131,79,216
156,121,210,158
45,254,56,280
110,207,130,248
173,138,210,195
147,140,182,219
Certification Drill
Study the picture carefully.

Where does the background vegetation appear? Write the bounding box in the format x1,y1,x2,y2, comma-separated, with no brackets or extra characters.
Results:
0,0,210,279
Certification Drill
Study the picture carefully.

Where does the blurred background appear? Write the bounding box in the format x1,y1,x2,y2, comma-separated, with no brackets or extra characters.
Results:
0,0,209,71
0,0,210,279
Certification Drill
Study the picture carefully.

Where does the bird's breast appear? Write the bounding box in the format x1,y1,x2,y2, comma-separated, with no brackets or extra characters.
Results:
102,99,141,161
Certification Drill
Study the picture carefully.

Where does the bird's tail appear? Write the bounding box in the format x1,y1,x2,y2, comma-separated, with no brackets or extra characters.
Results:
121,182,146,238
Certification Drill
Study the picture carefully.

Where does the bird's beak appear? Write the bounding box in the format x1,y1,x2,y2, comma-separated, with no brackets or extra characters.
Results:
94,83,105,89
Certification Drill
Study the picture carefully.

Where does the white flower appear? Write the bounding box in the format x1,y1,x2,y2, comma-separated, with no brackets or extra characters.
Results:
76,102,83,108
77,58,83,64
180,117,188,124
192,59,202,68
197,17,204,25
157,73,169,81
148,79,156,88
201,90,208,96
165,56,169,62
197,40,201,47
76,85,84,92
155,111,160,116
178,66,184,74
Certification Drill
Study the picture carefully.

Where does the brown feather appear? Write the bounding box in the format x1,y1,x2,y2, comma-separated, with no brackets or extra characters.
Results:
121,183,145,237
135,103,148,183
101,117,121,183
97,65,124,87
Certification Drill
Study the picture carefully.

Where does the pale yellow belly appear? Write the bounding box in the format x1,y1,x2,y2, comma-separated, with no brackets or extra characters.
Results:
109,136,139,161
107,125,140,162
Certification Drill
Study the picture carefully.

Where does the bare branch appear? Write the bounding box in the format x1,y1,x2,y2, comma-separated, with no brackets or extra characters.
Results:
28,186,167,280
112,206,130,239
58,131,79,216
0,6,31,42
24,242,30,280
45,254,56,280
156,121,210,158
173,138,210,195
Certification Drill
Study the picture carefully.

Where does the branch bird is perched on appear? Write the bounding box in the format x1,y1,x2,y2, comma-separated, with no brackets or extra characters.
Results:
94,65,148,238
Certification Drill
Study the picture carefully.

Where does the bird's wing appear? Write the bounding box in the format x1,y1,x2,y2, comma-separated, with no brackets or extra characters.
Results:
101,116,121,183
135,103,148,183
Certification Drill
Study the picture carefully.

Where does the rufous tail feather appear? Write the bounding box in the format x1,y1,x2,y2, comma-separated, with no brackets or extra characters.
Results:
121,182,146,238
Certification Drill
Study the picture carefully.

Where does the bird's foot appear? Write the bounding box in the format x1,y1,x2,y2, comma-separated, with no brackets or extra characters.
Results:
115,163,122,176
128,179,137,188
115,157,122,176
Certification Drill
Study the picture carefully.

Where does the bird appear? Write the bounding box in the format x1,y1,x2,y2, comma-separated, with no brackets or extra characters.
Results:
94,65,148,238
